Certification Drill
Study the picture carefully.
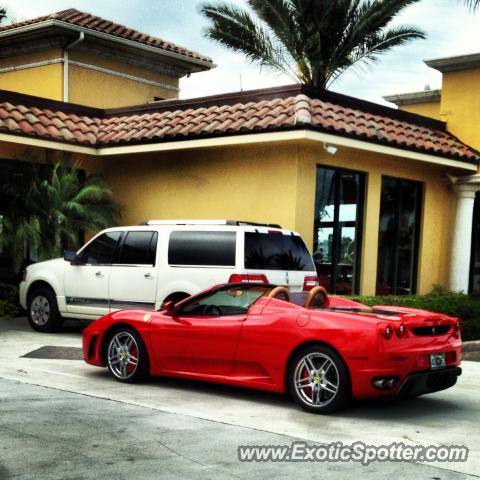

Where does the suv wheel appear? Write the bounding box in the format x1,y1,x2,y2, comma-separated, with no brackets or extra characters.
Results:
27,286,63,333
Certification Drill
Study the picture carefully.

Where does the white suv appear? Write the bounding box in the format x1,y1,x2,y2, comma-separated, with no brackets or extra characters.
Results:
19,220,319,332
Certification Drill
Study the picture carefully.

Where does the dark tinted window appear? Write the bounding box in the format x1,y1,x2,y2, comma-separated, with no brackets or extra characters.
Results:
245,233,315,271
376,177,422,295
117,231,158,265
169,231,236,266
79,231,121,265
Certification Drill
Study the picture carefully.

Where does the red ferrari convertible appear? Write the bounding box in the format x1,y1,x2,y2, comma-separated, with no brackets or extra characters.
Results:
82,283,462,414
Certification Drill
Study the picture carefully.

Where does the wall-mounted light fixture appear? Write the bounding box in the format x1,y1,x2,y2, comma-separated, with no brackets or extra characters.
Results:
323,143,338,155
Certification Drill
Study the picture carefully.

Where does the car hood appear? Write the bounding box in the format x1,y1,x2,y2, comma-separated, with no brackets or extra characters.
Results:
27,257,65,270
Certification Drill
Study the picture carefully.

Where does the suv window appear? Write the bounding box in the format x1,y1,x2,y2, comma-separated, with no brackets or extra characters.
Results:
244,232,315,271
168,231,236,266
117,231,158,265
79,231,121,265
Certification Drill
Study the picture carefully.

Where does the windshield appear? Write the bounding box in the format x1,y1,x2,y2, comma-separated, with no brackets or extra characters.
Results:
177,285,270,316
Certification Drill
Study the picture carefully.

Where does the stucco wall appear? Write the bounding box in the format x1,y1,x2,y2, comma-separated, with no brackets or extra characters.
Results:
399,100,442,120
69,51,179,108
0,48,179,108
0,50,64,100
440,67,480,152
82,143,300,230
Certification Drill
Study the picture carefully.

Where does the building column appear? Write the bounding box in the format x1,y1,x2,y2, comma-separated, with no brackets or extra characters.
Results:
449,183,479,292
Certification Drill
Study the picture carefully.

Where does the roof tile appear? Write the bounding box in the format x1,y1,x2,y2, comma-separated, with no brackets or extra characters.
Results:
0,9,213,65
0,87,476,163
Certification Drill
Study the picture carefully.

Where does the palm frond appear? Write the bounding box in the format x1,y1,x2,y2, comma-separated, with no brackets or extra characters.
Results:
201,2,299,81
200,0,424,88
1,154,121,270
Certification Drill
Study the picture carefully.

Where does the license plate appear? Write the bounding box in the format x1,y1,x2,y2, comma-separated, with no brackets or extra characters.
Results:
430,352,446,370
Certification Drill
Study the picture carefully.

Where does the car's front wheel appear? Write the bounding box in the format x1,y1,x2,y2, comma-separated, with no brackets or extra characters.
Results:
288,345,350,414
27,286,63,333
106,328,149,382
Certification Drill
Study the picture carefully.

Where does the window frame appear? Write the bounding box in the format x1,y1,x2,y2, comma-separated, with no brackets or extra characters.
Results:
77,230,123,266
113,230,159,267
376,176,423,295
313,165,365,295
175,284,270,318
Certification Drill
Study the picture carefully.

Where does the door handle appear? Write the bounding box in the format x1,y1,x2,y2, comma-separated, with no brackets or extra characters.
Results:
144,273,154,279
95,271,104,278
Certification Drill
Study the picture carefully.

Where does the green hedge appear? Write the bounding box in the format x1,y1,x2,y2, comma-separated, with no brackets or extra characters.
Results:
0,283,22,319
349,293,480,341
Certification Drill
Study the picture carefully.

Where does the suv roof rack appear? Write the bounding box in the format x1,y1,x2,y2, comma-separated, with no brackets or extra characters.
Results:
140,219,283,228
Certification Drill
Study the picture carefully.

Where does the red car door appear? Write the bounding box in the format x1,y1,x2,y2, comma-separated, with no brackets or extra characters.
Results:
150,314,245,375
149,285,272,376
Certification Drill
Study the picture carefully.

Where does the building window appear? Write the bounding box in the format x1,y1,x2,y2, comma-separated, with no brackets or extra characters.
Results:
469,193,480,294
313,166,365,294
376,176,423,295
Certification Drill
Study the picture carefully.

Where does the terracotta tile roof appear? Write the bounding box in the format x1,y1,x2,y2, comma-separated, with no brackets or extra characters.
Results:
0,8,212,65
0,86,477,164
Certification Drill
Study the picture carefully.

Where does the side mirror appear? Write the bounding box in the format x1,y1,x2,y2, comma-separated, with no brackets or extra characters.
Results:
64,250,80,265
162,300,176,317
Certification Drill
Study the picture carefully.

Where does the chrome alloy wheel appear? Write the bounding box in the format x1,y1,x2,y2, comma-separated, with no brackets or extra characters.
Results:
293,352,339,407
107,332,139,380
30,295,51,326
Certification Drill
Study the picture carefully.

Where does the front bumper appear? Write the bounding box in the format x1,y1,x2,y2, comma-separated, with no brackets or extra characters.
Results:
395,366,462,398
19,281,27,310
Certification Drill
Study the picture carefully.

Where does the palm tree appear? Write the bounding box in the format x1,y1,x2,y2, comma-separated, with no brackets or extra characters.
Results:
464,0,480,10
201,0,425,89
1,159,120,271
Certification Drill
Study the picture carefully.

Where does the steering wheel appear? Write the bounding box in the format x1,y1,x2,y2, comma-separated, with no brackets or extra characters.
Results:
203,305,222,316
304,286,329,308
267,286,290,302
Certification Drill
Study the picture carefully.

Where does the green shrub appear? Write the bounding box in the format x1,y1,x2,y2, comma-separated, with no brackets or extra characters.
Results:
349,292,480,341
0,283,21,319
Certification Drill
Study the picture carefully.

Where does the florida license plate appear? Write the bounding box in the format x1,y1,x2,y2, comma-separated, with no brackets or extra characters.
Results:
430,352,446,370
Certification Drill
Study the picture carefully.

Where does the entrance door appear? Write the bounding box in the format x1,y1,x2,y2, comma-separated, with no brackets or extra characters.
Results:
313,166,365,294
376,177,423,295
469,193,480,294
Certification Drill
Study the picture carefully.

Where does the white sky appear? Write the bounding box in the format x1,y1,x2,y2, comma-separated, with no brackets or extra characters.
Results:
2,0,480,106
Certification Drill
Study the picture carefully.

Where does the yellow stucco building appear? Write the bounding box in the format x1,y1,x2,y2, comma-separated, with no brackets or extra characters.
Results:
1,8,479,297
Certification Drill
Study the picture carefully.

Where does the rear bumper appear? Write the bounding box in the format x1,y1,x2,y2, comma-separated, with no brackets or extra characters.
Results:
395,366,462,398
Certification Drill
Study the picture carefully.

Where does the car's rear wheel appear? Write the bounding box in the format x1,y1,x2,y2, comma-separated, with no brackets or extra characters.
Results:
106,328,149,383
288,345,350,414
27,286,63,333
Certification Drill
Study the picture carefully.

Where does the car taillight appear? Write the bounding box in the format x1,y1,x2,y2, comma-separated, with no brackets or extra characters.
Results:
379,323,393,339
303,275,320,291
228,274,268,284
396,323,406,338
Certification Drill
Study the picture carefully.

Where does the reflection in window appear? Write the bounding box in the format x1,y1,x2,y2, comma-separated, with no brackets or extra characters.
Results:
313,166,365,294
79,231,122,265
376,177,422,295
244,233,314,271
470,193,480,294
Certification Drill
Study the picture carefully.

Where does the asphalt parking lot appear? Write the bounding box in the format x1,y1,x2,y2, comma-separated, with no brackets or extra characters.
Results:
1,317,479,479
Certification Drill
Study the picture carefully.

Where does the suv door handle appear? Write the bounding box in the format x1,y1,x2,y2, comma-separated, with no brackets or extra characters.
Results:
95,271,104,278
144,273,153,279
